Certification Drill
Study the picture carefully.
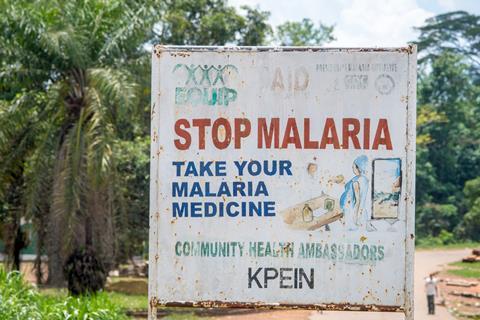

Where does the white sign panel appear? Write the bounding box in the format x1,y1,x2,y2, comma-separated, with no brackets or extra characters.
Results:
149,46,416,319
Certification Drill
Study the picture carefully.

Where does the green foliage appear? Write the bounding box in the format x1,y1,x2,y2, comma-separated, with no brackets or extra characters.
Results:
416,11,480,241
0,0,161,283
462,177,480,240
1,0,479,280
64,248,107,295
106,292,147,311
154,0,272,46
41,287,148,312
156,0,242,45
416,204,459,237
464,176,480,207
416,236,444,248
416,240,480,250
237,6,272,46
415,11,480,76
0,269,127,319
418,53,479,201
276,18,335,46
114,137,150,260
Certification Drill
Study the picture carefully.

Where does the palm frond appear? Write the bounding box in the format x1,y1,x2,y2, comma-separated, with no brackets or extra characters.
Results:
23,120,58,221
40,25,89,69
0,93,38,194
84,85,114,187
87,67,138,121
96,2,160,62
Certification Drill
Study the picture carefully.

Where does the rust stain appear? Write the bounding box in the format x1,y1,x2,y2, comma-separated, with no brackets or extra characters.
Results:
282,242,293,254
170,51,190,58
153,45,164,58
151,103,156,120
307,163,317,175
149,296,159,319
333,175,344,184
157,300,403,312
152,45,415,55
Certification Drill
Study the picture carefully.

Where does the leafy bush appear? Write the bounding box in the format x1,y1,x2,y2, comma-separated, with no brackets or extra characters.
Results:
64,248,106,295
0,269,127,320
438,229,456,244
416,203,459,237
416,230,457,247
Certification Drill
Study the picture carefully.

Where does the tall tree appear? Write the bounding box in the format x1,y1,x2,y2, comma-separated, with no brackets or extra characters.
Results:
276,18,335,46
237,6,272,46
0,0,159,286
415,11,480,240
416,11,480,75
462,177,480,240
154,0,272,46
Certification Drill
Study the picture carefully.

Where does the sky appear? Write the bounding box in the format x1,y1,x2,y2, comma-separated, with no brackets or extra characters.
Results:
229,0,480,46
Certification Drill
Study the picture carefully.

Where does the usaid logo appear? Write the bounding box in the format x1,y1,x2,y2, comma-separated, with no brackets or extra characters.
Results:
173,64,238,106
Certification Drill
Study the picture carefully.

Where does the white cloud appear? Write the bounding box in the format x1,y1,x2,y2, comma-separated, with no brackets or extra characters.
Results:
229,0,343,26
229,0,435,47
437,0,456,10
331,0,434,46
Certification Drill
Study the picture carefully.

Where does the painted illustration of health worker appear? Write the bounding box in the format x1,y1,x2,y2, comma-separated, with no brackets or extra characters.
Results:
340,155,376,231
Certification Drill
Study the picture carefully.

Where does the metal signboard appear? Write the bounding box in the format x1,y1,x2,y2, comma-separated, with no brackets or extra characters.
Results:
149,45,416,319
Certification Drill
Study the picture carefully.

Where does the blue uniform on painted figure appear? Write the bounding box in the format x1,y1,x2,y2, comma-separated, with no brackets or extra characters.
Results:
340,155,376,231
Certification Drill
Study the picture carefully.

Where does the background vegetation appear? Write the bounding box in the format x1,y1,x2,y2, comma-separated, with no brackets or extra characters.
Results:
0,269,127,319
0,0,478,292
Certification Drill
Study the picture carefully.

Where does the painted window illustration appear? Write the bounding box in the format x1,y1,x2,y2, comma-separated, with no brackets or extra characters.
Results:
372,158,402,219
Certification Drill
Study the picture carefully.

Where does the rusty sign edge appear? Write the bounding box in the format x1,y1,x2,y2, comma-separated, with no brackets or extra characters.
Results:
404,44,417,320
153,44,415,53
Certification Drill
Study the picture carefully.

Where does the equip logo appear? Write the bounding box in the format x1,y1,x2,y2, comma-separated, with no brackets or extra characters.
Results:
173,64,238,106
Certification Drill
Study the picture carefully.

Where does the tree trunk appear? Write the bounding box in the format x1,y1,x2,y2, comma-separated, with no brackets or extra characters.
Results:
46,215,65,286
4,176,24,272
34,243,43,285
47,140,87,286
34,212,47,285
12,227,24,271
85,214,92,247
4,220,19,271
47,143,69,287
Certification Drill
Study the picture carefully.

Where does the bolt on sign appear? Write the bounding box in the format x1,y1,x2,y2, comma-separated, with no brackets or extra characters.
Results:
149,46,416,319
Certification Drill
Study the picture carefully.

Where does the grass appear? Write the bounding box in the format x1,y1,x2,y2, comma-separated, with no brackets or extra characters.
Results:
0,270,128,319
0,267,206,320
41,276,149,311
40,287,210,319
415,240,480,250
41,287,148,311
447,261,480,279
106,276,147,296
107,292,147,310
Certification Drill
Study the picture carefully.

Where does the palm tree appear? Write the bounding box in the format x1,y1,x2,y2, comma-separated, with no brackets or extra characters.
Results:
0,0,158,286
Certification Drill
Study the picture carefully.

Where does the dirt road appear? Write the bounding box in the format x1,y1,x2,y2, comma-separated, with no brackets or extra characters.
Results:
212,249,470,320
